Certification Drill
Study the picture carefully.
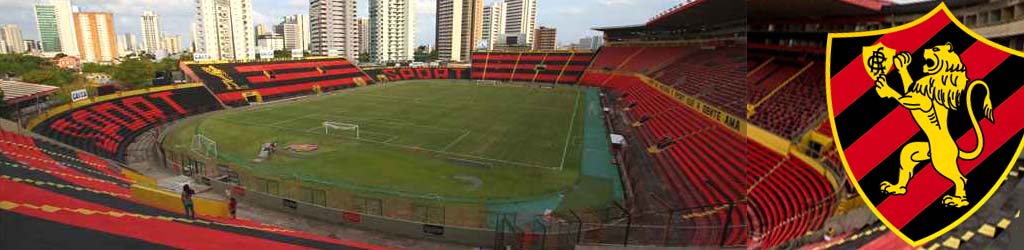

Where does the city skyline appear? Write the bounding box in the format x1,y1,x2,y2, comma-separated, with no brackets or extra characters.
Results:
0,0,679,49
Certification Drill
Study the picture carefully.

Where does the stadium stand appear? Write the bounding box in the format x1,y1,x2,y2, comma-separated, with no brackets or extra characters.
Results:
587,47,638,71
470,51,594,84
653,46,745,116
586,46,700,75
186,58,371,105
746,141,837,248
28,85,222,162
12,0,1023,248
594,72,837,247
363,66,471,82
747,59,827,139
596,74,745,245
0,126,390,249
609,76,745,205
583,44,745,116
579,0,843,247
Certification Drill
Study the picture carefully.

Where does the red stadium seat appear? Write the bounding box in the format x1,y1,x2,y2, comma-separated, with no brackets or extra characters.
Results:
603,73,835,248
187,58,370,105
471,52,594,84
748,60,827,139
0,126,391,250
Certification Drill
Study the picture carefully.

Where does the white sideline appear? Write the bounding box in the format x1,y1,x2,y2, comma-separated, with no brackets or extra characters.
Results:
558,89,582,171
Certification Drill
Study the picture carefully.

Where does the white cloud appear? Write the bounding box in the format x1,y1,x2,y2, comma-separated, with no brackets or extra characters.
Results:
0,0,34,9
287,0,307,8
417,12,434,45
599,0,636,6
415,0,436,15
536,0,680,44
556,7,584,15
0,0,679,47
253,10,270,25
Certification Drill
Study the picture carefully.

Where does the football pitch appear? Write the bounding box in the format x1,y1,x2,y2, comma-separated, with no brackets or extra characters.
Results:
165,80,611,203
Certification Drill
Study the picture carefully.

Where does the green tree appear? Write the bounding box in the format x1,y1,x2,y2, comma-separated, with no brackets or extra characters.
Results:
21,69,73,86
358,52,369,62
414,46,430,62
428,49,439,61
113,59,155,88
154,57,179,72
0,54,52,76
274,50,291,59
82,63,115,74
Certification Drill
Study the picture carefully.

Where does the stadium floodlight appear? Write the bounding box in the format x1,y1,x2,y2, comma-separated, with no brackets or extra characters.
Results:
191,134,218,158
323,121,360,139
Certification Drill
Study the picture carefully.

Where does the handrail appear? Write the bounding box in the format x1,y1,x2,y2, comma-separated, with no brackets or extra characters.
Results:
748,61,815,117
746,57,776,78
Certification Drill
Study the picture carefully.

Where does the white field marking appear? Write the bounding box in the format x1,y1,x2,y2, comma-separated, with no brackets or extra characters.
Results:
307,125,399,142
314,113,465,133
558,89,582,171
442,130,471,151
215,119,554,170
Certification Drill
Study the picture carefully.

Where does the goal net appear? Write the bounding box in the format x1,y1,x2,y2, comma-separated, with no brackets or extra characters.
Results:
191,134,218,158
323,121,360,139
475,80,500,85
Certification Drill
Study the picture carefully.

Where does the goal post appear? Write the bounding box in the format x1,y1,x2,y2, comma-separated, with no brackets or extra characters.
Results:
475,79,499,85
323,121,360,139
191,133,218,158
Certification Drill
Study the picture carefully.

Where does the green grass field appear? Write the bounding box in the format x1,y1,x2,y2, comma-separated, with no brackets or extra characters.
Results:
166,80,592,201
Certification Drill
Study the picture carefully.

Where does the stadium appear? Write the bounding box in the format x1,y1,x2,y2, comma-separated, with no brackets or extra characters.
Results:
1,0,1023,249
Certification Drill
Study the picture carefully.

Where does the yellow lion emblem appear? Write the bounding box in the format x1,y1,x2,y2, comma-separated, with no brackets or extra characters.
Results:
201,65,241,90
872,42,994,208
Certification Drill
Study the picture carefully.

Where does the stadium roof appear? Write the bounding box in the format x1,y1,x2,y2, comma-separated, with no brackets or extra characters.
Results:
1,80,59,104
645,0,744,28
592,25,649,32
593,0,744,32
749,0,887,20
881,0,987,14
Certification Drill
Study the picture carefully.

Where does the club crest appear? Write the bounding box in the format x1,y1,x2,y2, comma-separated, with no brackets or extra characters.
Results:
825,3,1024,246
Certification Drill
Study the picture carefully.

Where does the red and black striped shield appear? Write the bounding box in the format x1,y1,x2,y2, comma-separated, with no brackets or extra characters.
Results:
825,3,1023,246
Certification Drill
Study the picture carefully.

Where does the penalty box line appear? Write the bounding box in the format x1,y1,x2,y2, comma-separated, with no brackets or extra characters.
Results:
218,119,556,170
310,115,550,169
313,113,467,134
304,125,400,143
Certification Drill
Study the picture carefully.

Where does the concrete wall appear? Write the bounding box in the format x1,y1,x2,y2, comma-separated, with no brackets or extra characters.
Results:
131,184,231,217
210,178,499,247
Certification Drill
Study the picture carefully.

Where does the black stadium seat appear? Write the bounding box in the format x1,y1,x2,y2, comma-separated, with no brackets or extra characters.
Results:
31,87,222,162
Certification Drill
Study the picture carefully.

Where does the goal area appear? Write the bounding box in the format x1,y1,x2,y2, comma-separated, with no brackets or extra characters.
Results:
323,121,360,139
475,80,500,85
191,133,218,158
